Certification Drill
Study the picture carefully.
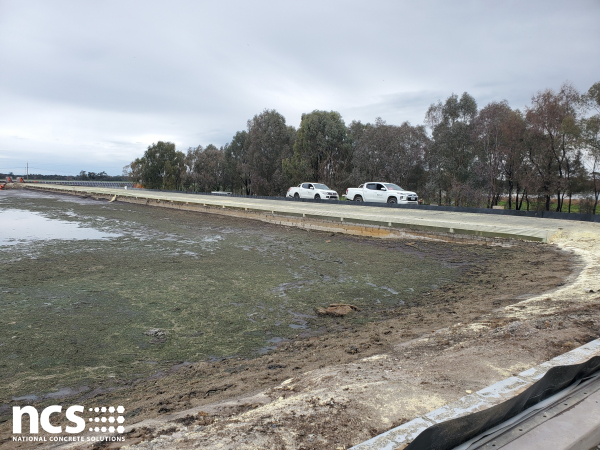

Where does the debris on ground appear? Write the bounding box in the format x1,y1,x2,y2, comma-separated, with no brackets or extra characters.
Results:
144,328,166,337
316,304,361,316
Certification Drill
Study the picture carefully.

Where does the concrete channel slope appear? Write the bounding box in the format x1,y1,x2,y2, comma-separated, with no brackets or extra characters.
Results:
350,339,600,450
26,184,565,243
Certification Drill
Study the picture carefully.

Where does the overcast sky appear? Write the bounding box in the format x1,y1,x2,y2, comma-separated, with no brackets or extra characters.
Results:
1,0,599,176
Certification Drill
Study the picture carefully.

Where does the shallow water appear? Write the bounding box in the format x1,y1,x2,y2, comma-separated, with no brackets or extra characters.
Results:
0,209,120,246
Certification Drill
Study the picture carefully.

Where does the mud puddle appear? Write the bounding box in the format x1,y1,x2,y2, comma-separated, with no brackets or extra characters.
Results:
0,208,120,246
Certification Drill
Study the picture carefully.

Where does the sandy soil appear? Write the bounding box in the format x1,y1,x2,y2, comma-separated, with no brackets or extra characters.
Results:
2,195,599,450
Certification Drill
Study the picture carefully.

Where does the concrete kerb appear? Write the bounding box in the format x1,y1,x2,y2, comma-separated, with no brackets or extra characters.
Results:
24,184,558,245
349,339,600,450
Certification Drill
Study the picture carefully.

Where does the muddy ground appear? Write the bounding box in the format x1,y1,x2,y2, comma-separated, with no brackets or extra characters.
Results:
1,189,466,401
1,189,599,449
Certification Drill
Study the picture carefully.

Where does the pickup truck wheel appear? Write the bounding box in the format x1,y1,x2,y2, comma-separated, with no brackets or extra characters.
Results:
387,197,397,204
294,193,299,199
354,195,363,202
314,194,321,200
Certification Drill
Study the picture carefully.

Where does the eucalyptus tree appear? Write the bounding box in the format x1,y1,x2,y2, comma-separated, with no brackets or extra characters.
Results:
587,82,600,114
498,108,529,210
564,150,588,213
425,92,478,206
525,83,585,211
350,118,428,192
184,145,203,191
584,123,600,214
246,109,295,196
472,101,530,209
582,81,600,213
290,110,351,191
190,144,225,192
223,130,250,195
127,141,185,190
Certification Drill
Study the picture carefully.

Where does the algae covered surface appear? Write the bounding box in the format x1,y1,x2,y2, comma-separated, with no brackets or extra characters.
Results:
2,189,482,401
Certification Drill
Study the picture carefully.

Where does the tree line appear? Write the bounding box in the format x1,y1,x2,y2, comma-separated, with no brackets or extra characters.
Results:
1,172,127,181
125,81,600,213
77,171,127,181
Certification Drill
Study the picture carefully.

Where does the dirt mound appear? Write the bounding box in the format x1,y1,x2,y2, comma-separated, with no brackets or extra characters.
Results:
316,304,361,316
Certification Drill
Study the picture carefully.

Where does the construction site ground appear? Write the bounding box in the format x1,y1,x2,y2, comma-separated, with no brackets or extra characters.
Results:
0,185,599,450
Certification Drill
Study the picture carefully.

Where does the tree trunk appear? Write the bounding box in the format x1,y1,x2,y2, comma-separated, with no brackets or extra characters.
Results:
517,191,524,211
556,191,563,212
594,175,599,215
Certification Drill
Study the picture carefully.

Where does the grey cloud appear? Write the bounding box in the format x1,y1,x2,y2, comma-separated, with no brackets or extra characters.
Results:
0,0,599,174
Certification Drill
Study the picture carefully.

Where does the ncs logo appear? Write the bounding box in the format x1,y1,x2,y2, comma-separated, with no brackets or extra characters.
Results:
13,405,125,435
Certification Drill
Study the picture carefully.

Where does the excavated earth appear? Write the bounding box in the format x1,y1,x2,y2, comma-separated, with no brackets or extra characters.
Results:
0,189,599,450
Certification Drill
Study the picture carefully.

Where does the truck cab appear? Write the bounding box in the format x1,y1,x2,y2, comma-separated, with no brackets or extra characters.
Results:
287,183,339,200
345,182,418,204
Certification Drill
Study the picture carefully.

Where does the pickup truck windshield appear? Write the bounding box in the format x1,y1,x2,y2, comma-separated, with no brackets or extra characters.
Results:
312,184,330,190
384,183,404,191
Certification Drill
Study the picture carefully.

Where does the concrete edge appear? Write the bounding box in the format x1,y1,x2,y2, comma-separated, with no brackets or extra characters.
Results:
349,339,600,450
23,184,552,244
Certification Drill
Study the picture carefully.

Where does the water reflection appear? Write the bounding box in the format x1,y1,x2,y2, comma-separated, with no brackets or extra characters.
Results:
0,209,121,246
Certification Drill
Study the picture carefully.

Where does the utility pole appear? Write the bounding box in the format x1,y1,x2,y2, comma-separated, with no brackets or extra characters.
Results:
27,162,29,180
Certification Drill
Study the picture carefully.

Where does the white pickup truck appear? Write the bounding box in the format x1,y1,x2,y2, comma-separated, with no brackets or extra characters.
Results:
345,182,418,204
286,183,339,200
